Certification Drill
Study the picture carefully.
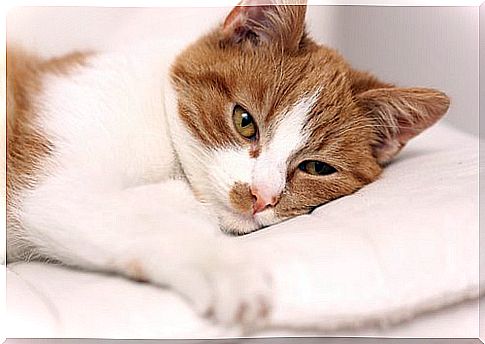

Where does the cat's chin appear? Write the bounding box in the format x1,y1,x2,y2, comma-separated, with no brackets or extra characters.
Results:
218,207,280,236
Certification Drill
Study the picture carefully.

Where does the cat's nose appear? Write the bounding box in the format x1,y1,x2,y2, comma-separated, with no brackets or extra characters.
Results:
250,186,280,215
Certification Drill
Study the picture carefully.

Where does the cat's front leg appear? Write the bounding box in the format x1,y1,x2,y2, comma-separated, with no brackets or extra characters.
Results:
151,233,273,326
17,178,273,327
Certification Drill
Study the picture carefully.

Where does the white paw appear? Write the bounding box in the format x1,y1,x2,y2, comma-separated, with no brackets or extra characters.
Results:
171,248,273,329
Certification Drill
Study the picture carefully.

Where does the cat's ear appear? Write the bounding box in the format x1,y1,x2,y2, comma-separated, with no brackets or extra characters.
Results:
357,87,450,165
222,0,307,51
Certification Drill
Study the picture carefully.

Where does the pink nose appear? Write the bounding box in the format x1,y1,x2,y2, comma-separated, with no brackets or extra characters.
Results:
250,186,280,215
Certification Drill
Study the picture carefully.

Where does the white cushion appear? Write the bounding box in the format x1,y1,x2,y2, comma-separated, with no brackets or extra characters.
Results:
7,122,479,338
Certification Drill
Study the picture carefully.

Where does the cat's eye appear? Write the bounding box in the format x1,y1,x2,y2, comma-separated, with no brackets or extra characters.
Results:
232,105,257,140
298,160,337,176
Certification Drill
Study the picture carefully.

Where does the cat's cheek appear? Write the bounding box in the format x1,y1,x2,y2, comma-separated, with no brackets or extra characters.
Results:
217,209,260,235
214,203,282,235
254,208,281,228
205,147,254,202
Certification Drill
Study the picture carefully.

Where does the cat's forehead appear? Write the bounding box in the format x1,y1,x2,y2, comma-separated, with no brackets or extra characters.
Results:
222,47,355,124
238,50,361,142
171,35,364,151
230,48,349,105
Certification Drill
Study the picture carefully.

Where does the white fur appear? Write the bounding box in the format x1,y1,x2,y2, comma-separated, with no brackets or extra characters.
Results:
11,51,273,326
164,75,263,233
252,92,320,200
11,39,316,325
40,53,174,187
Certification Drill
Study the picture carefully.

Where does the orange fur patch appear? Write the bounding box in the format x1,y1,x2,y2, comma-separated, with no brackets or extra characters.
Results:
7,48,91,191
6,47,91,237
229,182,254,215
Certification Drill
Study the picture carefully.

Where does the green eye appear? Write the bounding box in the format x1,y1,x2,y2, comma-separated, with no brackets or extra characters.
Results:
233,105,257,139
298,160,337,176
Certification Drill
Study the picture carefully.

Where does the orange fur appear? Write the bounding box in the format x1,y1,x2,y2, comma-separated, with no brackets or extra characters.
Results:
229,182,254,215
6,47,91,259
7,48,91,194
171,4,450,220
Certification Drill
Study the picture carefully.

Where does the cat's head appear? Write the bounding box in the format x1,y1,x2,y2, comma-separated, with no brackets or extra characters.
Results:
169,0,450,235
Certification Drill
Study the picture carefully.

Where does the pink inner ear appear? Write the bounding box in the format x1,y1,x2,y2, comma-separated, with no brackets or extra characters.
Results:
223,6,244,33
223,2,272,34
222,0,307,49
357,87,450,166
395,108,445,144
373,138,404,166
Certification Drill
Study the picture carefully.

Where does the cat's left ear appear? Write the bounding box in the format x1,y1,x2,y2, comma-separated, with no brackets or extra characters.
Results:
357,87,450,165
222,0,307,51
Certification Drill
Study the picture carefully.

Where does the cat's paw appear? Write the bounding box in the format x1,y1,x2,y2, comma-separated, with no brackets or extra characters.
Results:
172,249,273,328
204,260,272,327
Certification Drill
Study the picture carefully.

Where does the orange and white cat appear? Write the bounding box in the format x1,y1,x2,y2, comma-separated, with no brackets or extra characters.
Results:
7,1,450,327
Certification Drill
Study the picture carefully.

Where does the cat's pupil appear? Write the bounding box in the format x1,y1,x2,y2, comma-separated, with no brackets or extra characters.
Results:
314,162,325,174
241,113,252,127
299,161,337,176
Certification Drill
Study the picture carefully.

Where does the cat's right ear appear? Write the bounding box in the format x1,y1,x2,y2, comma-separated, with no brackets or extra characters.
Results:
221,0,307,51
349,68,450,166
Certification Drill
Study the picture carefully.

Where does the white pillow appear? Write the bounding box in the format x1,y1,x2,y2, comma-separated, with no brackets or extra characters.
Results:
241,122,479,332
6,122,479,338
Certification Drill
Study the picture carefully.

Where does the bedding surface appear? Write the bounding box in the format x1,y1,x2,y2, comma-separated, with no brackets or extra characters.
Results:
6,122,480,338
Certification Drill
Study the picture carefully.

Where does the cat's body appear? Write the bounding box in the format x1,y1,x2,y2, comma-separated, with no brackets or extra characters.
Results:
7,2,450,327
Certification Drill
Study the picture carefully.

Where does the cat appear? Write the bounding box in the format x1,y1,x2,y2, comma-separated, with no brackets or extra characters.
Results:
6,0,450,328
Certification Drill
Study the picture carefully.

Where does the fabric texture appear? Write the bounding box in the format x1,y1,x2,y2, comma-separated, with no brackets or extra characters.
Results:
6,123,479,338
